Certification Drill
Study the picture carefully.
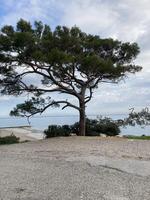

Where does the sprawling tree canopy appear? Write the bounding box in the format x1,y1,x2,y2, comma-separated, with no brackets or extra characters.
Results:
0,19,142,135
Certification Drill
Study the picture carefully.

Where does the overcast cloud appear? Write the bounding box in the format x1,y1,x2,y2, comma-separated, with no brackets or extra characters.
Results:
0,0,149,116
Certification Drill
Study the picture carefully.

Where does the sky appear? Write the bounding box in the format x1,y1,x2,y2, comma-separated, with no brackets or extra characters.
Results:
0,0,150,117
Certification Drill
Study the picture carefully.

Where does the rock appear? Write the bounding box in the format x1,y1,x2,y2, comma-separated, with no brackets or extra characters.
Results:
100,133,107,137
70,133,77,136
116,135,124,138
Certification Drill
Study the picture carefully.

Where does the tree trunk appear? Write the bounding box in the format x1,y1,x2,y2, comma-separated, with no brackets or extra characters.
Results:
79,102,86,136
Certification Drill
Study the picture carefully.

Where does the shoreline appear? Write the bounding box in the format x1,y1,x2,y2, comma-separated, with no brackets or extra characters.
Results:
0,126,44,141
0,125,31,129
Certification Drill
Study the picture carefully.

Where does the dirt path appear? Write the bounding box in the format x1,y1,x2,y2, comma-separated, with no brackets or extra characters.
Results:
0,137,150,200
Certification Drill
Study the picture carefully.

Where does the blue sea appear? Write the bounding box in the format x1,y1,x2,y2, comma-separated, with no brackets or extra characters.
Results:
0,114,149,136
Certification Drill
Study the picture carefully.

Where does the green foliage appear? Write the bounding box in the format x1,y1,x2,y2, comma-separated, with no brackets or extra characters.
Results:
10,97,59,117
0,19,142,97
71,118,120,136
0,134,20,145
44,125,71,138
17,19,32,32
44,118,120,138
0,19,142,136
1,25,14,36
124,135,150,140
124,108,150,126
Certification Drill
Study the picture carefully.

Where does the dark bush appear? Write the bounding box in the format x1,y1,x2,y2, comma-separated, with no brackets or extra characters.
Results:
44,117,120,138
44,125,71,138
0,134,20,145
70,122,79,134
71,118,120,136
95,122,120,136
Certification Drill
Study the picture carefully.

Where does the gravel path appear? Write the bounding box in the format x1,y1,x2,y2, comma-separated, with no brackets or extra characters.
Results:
0,137,150,200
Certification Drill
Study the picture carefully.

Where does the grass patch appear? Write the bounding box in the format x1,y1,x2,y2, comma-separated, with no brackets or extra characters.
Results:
125,135,150,140
0,134,20,145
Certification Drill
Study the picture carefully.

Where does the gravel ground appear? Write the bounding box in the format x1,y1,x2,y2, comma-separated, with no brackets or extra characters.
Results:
0,136,150,200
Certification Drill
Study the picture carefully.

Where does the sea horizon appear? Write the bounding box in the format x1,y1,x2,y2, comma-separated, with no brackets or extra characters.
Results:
0,114,149,136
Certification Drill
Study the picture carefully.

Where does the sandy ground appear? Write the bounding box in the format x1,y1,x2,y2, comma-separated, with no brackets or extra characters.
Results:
0,136,150,200
0,127,44,141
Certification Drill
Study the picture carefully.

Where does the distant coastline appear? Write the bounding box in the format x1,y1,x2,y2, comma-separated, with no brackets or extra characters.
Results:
0,125,31,129
0,115,149,136
0,126,44,141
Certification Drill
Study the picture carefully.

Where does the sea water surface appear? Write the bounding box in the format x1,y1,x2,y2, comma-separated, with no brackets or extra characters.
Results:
0,114,149,136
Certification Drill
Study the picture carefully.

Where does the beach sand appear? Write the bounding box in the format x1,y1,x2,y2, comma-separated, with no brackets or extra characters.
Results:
0,127,44,141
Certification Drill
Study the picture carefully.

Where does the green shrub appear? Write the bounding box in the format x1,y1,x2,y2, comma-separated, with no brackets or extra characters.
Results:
95,122,120,136
44,117,120,138
0,134,20,145
71,118,120,136
70,122,79,135
44,125,71,138
124,135,150,140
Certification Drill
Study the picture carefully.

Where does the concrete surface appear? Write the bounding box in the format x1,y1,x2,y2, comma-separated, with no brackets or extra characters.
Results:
0,136,150,200
0,127,44,141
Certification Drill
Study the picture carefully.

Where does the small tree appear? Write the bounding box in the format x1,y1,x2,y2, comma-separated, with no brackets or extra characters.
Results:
0,19,142,136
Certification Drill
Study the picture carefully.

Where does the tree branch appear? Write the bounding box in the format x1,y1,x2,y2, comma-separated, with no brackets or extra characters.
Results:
85,87,93,104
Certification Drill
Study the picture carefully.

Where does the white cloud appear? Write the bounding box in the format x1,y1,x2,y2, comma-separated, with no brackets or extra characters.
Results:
0,96,11,101
60,0,119,38
0,0,53,26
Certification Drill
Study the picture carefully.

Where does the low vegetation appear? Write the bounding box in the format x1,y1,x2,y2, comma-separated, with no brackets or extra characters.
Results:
0,134,20,145
44,125,71,138
44,118,120,138
125,135,150,140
